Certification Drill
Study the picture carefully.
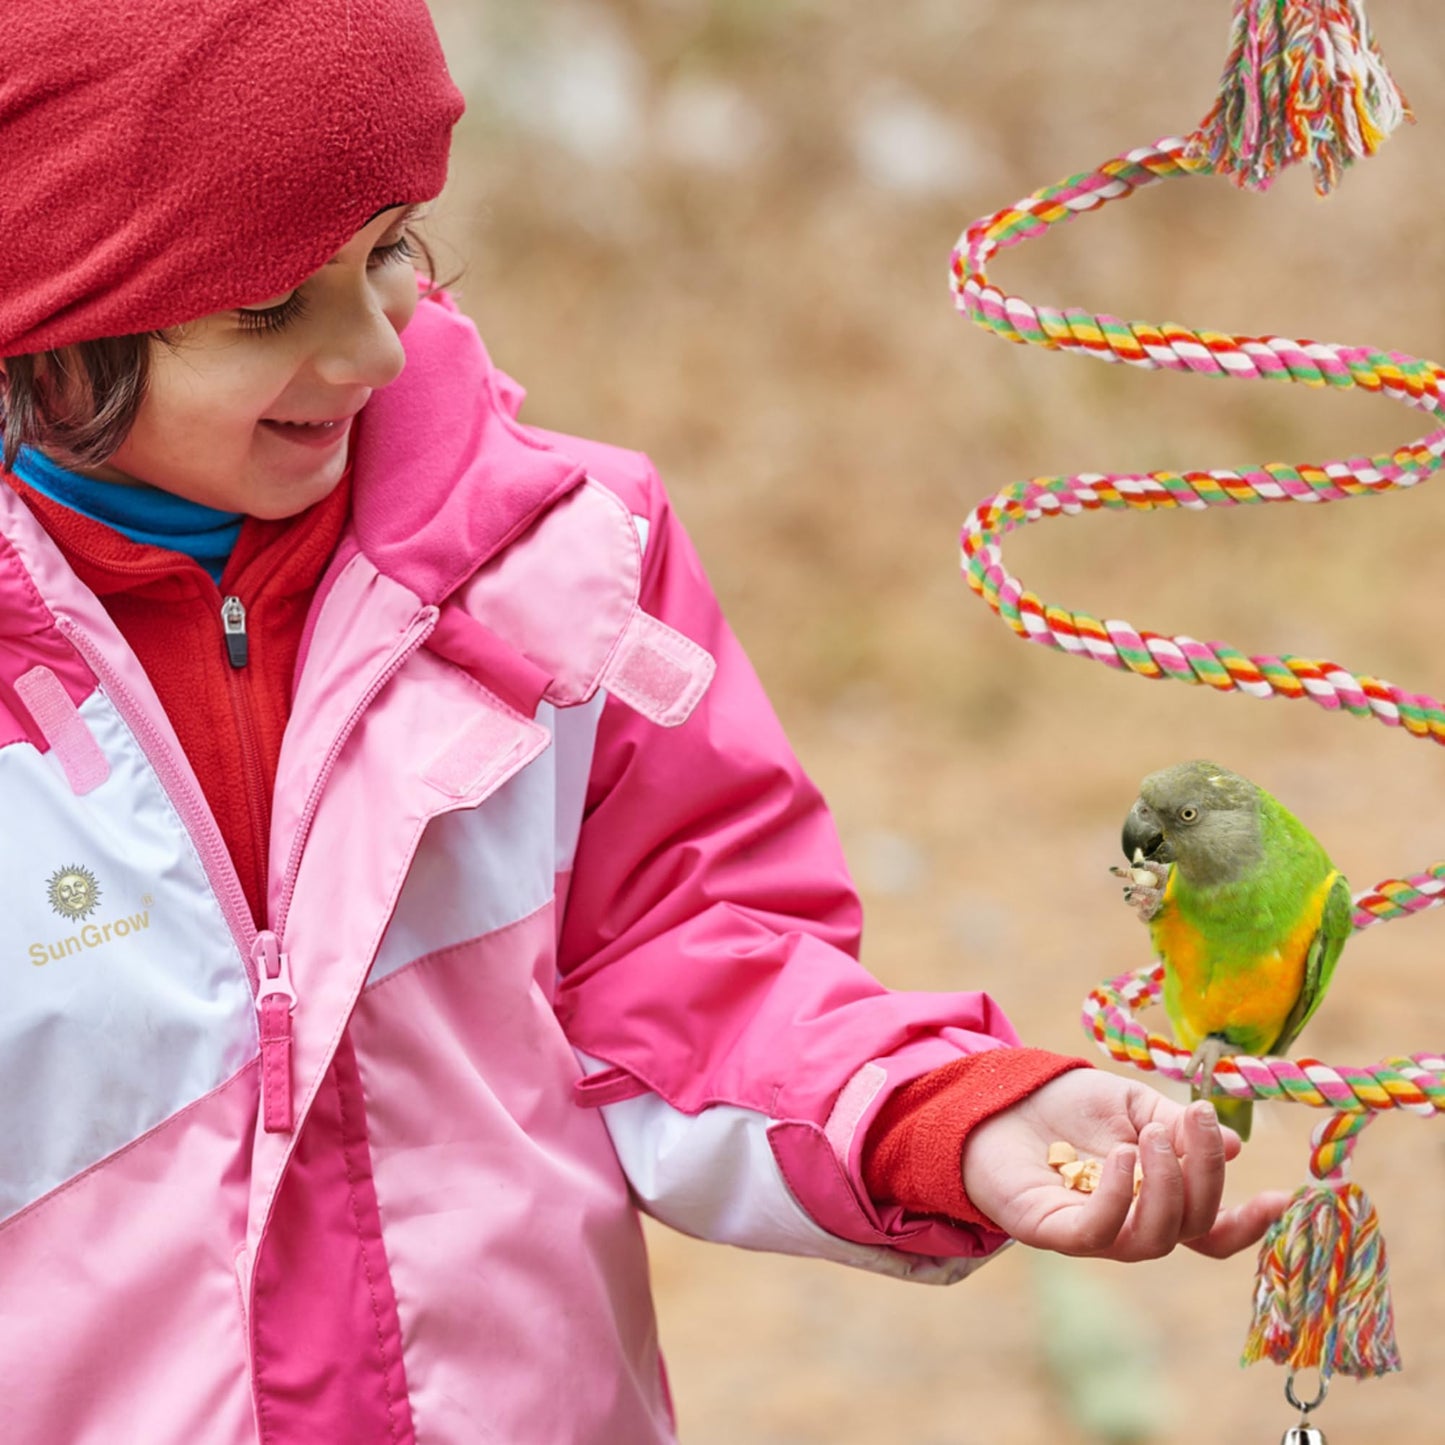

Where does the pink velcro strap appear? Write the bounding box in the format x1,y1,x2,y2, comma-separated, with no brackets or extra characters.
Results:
423,703,549,801
14,665,110,795
824,1062,889,1161
600,610,715,727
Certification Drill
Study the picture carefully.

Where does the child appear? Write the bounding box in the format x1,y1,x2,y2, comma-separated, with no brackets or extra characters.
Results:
0,2,1285,1440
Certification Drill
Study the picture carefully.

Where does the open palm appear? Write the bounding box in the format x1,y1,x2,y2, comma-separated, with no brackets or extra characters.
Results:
960,1070,1289,1262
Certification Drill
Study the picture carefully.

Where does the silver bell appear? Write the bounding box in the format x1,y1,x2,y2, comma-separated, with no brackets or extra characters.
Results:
1281,1370,1329,1444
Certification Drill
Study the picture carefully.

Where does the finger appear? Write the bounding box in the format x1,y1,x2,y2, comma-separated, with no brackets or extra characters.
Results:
1117,1122,1185,1260
1160,1095,1242,1163
1176,1101,1227,1240
1186,1190,1292,1259
1125,1082,1173,1135
1209,1106,1244,1160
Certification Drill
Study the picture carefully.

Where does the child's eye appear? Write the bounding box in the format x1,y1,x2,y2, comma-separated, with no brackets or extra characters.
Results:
236,291,309,335
232,234,415,336
368,234,417,269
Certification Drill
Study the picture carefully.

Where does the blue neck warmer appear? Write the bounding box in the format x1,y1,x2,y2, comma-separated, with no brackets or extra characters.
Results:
9,445,242,584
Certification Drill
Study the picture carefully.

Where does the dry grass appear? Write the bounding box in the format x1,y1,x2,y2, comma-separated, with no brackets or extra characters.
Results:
427,3,1445,1439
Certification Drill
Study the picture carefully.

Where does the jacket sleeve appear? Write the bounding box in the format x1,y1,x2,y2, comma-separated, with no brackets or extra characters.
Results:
553,460,1026,1280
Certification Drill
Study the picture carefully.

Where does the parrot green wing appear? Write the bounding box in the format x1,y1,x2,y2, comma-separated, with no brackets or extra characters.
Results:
1270,871,1352,1056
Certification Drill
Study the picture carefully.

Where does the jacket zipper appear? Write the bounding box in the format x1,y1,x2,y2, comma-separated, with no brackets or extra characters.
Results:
55,615,260,985
218,595,274,905
219,594,288,1130
255,606,436,1131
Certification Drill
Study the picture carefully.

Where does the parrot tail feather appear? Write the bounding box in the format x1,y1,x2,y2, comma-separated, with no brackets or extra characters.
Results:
1214,1095,1253,1142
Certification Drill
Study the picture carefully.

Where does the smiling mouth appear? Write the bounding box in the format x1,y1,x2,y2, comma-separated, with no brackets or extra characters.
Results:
259,415,355,448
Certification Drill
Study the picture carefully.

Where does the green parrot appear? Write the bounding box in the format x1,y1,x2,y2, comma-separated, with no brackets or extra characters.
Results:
1116,760,1352,1141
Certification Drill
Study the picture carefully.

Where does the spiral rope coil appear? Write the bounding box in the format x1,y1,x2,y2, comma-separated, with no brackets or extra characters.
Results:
956,0,1420,1383
952,139,1445,1186
956,138,1445,747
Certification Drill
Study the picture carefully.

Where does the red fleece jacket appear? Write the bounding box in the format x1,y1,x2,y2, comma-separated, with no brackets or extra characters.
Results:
7,468,1085,1227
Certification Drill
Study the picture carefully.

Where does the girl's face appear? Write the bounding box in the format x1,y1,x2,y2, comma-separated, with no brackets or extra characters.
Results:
84,206,423,518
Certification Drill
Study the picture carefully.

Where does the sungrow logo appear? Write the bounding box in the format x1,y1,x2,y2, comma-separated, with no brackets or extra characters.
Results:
30,911,151,967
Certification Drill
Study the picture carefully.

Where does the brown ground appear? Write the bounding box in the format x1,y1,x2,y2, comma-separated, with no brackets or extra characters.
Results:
428,3,1445,1439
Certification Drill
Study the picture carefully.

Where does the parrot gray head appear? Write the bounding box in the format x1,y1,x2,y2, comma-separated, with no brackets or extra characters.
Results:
1122,760,1263,888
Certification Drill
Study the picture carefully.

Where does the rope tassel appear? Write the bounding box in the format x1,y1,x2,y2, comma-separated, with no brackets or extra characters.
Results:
1243,1179,1400,1378
1187,0,1411,194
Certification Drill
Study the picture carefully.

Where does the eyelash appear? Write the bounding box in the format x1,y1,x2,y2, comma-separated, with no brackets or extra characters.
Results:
235,235,420,335
236,291,309,335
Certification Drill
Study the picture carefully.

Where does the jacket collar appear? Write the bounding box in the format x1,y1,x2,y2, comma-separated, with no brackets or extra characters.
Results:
350,292,587,606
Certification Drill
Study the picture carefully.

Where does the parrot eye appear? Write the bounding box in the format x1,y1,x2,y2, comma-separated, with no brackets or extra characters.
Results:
1178,805,1199,823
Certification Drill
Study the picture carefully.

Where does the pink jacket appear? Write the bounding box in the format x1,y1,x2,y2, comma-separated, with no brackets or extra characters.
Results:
0,294,1023,1443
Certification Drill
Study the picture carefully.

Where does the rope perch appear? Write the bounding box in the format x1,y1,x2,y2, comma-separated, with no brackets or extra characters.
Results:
954,0,1421,1385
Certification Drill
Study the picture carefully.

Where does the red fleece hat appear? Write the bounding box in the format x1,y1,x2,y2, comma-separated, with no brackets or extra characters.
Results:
0,0,464,357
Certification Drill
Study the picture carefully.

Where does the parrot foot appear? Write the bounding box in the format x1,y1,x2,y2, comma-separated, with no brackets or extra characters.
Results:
1184,1037,1241,1097
1109,860,1166,921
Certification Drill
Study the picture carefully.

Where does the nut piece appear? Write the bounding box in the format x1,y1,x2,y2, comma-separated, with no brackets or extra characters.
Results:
1057,1160,1088,1189
1047,1140,1140,1198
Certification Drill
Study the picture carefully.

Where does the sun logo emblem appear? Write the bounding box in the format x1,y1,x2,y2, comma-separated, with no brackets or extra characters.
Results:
47,865,102,922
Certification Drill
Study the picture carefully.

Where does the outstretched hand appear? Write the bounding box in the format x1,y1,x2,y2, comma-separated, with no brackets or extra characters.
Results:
960,1069,1289,1262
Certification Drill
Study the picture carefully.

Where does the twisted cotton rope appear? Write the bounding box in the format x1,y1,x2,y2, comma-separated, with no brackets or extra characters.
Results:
953,137,1445,1184
958,138,1445,742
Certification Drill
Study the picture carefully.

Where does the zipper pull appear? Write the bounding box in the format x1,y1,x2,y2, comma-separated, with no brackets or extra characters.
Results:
221,595,249,669
252,930,296,1133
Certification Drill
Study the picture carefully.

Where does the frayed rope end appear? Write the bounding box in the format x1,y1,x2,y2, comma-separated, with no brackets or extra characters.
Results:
1185,0,1412,196
1242,1180,1401,1379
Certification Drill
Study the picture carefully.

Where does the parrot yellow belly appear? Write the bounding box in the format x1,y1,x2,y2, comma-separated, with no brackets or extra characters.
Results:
1153,873,1331,1056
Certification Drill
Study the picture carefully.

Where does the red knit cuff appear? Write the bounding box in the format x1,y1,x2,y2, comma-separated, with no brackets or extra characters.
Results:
860,1048,1091,1229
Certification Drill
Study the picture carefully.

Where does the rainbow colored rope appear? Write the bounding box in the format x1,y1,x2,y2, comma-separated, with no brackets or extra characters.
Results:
952,137,1445,1191
954,0,1422,1386
956,139,1445,752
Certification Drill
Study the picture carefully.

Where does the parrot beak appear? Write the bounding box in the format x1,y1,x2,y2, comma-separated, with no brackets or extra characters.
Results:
1122,798,1170,864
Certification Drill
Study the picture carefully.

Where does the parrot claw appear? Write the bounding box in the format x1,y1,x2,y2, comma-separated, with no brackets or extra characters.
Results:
1109,861,1166,921
1184,1037,1241,1096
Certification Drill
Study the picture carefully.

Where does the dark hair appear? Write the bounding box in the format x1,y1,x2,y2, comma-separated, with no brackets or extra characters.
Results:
0,228,444,472
1,335,158,472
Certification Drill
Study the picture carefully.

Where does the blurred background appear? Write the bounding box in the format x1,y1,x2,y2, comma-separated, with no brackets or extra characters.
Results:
424,3,1445,1440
